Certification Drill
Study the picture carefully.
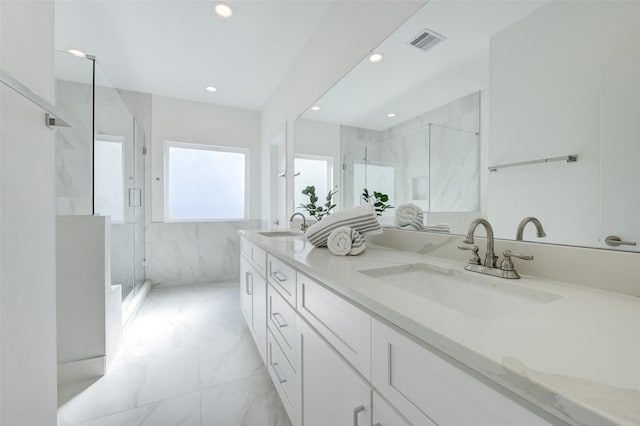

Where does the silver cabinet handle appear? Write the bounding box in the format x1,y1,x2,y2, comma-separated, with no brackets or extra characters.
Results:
605,235,637,247
271,270,287,282
245,272,253,295
271,362,287,384
272,312,287,328
353,405,365,426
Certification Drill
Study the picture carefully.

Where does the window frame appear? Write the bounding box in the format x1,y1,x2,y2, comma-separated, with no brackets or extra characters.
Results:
164,140,250,222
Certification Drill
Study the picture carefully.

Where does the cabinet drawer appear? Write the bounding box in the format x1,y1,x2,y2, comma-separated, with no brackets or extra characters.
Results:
241,237,266,277
297,273,372,380
372,319,556,426
267,284,296,367
267,329,299,425
372,391,416,426
267,254,296,306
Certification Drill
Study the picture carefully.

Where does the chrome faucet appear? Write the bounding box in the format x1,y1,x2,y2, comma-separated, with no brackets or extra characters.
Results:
516,217,546,240
289,212,308,232
459,218,534,279
463,218,497,267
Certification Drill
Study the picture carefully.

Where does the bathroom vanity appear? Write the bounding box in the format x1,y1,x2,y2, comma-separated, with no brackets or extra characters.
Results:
239,230,640,426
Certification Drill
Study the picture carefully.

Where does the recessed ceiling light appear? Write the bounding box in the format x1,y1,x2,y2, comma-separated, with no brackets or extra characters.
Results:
68,49,86,58
387,113,397,118
214,2,234,18
206,86,218,92
369,53,384,63
311,106,320,111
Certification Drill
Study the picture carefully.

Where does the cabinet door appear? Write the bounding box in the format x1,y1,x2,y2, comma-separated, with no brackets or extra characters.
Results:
240,258,253,328
372,319,557,426
252,267,267,362
299,318,371,426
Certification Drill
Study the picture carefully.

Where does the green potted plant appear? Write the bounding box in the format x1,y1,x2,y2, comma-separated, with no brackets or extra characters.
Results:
299,185,337,220
361,188,393,216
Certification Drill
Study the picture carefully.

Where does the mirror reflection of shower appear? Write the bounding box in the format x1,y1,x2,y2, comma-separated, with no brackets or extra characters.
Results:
341,92,480,220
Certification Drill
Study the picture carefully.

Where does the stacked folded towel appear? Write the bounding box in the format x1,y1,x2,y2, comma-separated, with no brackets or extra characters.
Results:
423,223,451,233
305,204,382,247
327,227,366,256
395,203,424,231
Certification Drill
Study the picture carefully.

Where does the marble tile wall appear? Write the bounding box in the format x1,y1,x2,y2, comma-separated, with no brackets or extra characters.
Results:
146,220,267,288
56,79,94,215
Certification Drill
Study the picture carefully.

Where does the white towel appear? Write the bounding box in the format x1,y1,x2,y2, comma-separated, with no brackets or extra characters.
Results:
395,203,424,231
305,204,382,247
327,227,366,256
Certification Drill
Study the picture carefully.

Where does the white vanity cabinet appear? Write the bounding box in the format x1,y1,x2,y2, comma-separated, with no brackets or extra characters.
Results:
240,238,267,362
298,317,372,426
239,235,564,426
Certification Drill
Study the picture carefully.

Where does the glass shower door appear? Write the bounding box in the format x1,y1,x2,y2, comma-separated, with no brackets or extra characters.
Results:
94,61,144,308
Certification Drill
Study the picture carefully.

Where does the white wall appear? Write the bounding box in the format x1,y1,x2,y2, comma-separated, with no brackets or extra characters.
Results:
488,1,640,246
56,216,121,384
151,95,261,221
260,1,427,222
0,1,58,424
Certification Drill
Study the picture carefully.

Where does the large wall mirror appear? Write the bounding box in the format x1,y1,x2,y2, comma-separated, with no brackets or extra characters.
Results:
294,0,640,252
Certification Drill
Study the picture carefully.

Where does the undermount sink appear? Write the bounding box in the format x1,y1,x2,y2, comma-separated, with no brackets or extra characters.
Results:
359,263,560,320
258,231,302,238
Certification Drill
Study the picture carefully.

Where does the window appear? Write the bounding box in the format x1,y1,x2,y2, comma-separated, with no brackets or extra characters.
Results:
95,137,124,222
165,142,248,221
294,155,333,218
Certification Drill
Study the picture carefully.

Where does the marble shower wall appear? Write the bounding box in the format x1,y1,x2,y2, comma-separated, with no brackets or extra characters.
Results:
146,220,266,288
341,91,480,224
56,79,94,215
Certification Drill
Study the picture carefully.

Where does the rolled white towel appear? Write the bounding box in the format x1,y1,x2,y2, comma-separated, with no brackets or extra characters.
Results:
395,203,423,231
327,227,366,256
306,204,381,248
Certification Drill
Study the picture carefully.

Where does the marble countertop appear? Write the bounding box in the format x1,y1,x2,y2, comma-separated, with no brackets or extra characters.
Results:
240,229,640,426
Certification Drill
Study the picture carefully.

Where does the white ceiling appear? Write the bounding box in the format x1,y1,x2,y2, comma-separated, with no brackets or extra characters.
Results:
55,1,334,111
300,0,547,130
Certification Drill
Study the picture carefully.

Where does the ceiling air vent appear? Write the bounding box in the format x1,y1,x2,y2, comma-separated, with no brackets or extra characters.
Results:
408,28,445,52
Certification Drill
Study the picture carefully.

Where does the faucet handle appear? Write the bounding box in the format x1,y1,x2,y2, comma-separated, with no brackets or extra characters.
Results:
458,245,481,265
500,250,533,271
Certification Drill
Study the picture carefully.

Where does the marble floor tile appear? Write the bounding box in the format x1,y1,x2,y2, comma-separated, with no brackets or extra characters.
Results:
199,330,263,389
200,371,292,426
58,281,290,426
71,391,200,426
